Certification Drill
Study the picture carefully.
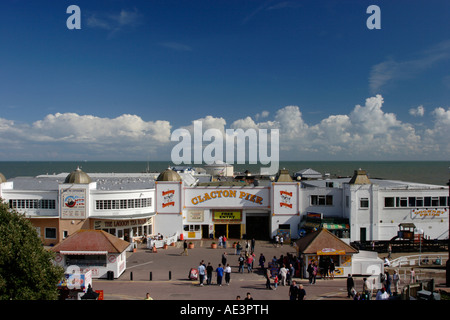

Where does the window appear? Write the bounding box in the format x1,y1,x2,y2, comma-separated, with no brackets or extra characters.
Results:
95,198,152,210
9,199,56,210
416,197,423,207
183,225,201,232
396,197,408,207
431,197,439,206
360,198,369,208
439,197,447,207
384,197,395,207
63,230,69,239
45,228,57,239
424,197,431,207
310,195,333,206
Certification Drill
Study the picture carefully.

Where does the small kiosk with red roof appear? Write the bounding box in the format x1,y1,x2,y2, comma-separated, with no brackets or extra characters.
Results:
51,229,130,279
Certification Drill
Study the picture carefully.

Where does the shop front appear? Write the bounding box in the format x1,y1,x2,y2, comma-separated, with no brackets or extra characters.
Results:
183,186,271,240
213,210,243,239
295,228,358,278
91,216,154,244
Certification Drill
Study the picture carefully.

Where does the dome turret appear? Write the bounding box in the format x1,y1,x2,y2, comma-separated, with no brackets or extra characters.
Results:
156,168,182,182
64,167,92,184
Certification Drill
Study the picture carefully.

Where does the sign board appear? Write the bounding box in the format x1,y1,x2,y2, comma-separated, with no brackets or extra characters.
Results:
411,208,448,219
187,210,204,222
156,182,182,214
184,187,270,209
272,183,299,215
60,188,87,219
213,210,242,222
317,248,346,255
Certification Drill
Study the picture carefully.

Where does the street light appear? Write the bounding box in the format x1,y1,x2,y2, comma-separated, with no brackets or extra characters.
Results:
446,179,450,287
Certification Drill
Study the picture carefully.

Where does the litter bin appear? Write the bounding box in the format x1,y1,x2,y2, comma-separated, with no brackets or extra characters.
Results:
107,271,114,280
180,233,184,241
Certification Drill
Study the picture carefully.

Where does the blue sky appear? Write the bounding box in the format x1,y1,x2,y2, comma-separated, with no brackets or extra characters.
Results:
0,0,449,161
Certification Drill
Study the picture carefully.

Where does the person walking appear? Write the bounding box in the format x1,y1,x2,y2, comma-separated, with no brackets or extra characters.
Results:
238,254,245,273
347,274,355,298
393,270,400,295
307,261,314,285
279,264,288,286
223,235,227,249
181,240,188,256
198,262,206,286
385,271,392,296
275,235,279,247
289,280,298,300
279,235,284,247
288,263,295,285
216,264,224,286
224,263,231,285
251,238,255,252
247,254,254,273
259,253,266,270
297,284,306,300
222,252,227,266
410,268,416,283
329,259,335,280
144,292,153,300
206,262,213,285
265,268,272,289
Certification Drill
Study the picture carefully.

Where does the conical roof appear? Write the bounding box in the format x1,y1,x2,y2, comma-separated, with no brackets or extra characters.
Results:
348,169,371,185
64,167,92,184
51,229,130,254
295,228,358,255
275,169,293,182
156,168,182,182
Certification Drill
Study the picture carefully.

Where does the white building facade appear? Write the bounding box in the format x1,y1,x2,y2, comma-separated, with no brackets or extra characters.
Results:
0,168,448,245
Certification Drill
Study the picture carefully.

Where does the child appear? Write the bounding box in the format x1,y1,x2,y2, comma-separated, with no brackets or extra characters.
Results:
273,275,279,290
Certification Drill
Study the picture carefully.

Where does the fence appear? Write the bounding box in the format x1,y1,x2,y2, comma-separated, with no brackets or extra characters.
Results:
147,233,178,249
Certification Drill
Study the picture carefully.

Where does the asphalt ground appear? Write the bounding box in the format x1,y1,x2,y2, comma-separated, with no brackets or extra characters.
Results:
91,239,448,301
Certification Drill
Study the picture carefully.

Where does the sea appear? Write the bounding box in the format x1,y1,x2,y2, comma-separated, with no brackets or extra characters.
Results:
0,161,449,186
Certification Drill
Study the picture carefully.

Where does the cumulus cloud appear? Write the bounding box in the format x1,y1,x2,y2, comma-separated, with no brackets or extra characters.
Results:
0,95,449,161
409,105,425,117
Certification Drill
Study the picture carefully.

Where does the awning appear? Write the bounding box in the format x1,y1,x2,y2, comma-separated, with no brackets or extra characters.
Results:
302,221,321,229
322,223,349,230
60,251,108,255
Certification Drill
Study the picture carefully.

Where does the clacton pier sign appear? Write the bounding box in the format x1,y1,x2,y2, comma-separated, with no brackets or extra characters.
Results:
185,187,270,209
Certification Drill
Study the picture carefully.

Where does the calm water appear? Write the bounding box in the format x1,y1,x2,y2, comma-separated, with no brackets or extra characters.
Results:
0,161,449,186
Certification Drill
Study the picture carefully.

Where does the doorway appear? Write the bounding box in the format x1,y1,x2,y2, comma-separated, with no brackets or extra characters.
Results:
246,216,270,240
214,224,227,238
360,227,367,242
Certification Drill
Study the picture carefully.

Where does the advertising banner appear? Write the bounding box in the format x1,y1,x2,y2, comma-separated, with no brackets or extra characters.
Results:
60,188,87,219
272,183,299,215
156,181,182,214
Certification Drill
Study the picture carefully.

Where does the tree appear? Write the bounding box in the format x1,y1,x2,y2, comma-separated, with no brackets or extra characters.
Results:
0,199,64,300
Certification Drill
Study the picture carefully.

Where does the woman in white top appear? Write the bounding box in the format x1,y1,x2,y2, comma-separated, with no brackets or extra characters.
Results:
224,264,232,285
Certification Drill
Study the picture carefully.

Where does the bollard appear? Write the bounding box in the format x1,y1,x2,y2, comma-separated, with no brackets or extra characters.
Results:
150,272,152,281
130,272,133,281
169,271,172,280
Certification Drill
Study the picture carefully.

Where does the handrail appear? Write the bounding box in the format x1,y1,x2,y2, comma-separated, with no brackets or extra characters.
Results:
389,253,447,267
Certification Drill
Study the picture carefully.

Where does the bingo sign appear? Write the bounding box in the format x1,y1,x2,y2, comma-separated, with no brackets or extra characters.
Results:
61,189,87,219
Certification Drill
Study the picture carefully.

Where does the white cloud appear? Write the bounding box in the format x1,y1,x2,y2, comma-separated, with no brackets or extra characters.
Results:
369,40,450,93
86,8,142,36
409,105,425,117
0,96,449,161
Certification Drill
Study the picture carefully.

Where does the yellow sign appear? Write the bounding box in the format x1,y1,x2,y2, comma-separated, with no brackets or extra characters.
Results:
411,208,448,218
316,248,346,255
213,210,241,221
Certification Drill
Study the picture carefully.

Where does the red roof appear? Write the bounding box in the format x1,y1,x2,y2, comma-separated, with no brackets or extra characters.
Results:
51,229,130,254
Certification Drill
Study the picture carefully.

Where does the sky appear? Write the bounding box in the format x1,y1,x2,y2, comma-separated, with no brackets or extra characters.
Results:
0,0,449,162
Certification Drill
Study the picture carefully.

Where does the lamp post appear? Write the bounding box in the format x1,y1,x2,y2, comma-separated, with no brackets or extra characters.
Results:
446,179,450,287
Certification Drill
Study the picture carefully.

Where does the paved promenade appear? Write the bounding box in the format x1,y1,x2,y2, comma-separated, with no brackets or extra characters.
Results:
91,239,447,301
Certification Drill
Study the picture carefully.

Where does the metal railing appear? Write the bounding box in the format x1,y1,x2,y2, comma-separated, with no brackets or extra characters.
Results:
390,253,447,267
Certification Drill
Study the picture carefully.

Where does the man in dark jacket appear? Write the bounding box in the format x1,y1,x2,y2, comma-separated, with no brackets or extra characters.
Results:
347,274,355,298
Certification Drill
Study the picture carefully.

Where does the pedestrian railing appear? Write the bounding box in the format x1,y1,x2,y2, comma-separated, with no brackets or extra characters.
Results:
389,253,447,267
